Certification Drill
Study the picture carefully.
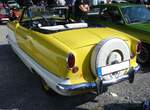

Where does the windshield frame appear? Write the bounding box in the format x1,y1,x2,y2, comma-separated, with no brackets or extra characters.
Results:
20,6,68,22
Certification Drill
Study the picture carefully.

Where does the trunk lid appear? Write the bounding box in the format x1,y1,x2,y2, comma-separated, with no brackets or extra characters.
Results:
53,28,131,49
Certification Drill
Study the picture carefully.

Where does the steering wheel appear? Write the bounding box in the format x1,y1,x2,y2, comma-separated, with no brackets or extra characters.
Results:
40,15,50,26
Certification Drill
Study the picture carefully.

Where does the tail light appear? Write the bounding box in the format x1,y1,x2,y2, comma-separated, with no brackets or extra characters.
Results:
72,66,79,73
130,52,135,59
136,41,142,54
67,53,75,68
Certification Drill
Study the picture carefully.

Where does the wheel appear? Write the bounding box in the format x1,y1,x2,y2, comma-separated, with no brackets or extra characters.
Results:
137,44,150,67
30,69,58,95
91,38,130,81
40,16,56,26
41,79,50,91
40,78,58,95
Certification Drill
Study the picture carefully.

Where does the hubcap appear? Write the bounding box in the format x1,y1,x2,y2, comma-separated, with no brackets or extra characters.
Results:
103,51,125,81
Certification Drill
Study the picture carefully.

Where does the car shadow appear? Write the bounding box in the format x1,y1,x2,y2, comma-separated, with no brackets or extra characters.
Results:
0,44,97,110
0,23,7,25
104,103,143,110
140,67,150,73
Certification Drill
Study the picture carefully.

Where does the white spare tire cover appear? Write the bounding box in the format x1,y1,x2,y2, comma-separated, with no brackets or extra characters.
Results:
91,38,130,80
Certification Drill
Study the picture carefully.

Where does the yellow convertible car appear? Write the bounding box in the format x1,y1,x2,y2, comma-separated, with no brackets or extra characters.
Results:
7,6,140,96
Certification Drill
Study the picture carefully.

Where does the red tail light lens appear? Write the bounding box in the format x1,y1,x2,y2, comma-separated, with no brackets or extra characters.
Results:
67,53,75,68
130,52,135,59
136,42,142,54
72,66,79,73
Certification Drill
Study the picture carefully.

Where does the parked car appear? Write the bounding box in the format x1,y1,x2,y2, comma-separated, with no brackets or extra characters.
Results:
7,0,20,9
88,4,150,66
0,3,9,24
112,0,128,3
7,6,140,96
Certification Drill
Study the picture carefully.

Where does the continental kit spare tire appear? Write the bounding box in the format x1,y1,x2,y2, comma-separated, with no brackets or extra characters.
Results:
91,38,130,81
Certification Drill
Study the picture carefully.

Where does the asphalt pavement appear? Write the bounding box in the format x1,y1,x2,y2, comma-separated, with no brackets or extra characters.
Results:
0,25,150,110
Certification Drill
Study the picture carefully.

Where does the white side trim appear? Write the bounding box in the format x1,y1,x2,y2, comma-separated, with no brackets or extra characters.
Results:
7,28,17,43
7,35,70,95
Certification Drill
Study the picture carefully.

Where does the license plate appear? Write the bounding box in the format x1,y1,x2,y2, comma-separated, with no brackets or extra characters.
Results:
101,60,130,75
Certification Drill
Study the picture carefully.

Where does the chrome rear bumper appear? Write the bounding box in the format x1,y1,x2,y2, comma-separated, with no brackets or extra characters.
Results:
56,65,140,95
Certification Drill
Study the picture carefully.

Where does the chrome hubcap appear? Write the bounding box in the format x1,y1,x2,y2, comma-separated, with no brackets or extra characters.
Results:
103,51,125,81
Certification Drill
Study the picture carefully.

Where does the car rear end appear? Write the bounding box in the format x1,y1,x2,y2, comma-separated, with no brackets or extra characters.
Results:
52,28,141,95
0,7,9,24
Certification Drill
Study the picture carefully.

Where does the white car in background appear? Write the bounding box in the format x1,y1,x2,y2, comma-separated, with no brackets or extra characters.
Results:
112,0,128,3
7,0,20,9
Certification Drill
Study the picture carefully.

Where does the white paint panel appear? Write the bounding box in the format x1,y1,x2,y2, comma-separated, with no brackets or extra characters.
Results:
7,28,17,43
